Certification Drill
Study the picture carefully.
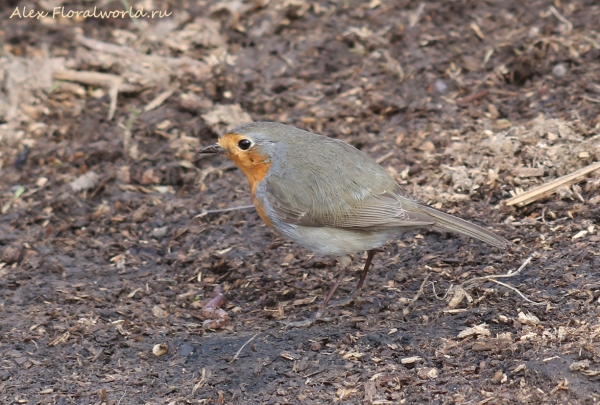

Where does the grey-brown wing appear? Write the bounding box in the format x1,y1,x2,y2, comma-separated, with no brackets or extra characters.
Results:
265,174,434,230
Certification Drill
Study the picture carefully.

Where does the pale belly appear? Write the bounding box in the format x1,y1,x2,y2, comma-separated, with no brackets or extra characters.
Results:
275,223,400,256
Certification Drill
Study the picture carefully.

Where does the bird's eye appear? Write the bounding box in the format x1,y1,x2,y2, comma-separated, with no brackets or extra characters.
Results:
238,139,252,150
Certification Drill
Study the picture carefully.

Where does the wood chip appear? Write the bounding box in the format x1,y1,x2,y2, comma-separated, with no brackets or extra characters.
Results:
292,296,317,306
458,323,491,339
518,311,540,326
48,332,70,346
417,367,439,379
401,356,422,364
152,305,168,318
280,351,298,360
513,167,545,178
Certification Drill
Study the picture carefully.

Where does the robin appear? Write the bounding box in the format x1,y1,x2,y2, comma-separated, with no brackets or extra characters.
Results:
199,122,509,323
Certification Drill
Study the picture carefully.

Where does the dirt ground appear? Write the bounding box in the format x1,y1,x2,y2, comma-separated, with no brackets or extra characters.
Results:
1,0,600,404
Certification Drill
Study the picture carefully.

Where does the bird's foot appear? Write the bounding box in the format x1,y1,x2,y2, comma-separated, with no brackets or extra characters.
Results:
280,293,371,328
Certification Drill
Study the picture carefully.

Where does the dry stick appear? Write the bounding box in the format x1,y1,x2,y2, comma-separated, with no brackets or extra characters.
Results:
461,254,545,305
53,70,139,120
549,5,573,33
430,281,453,301
584,95,600,104
116,391,127,405
191,368,206,396
144,87,177,112
302,368,326,379
409,2,426,28
457,90,489,106
75,33,211,72
230,332,260,363
505,161,600,207
375,150,395,164
487,279,541,305
402,273,430,317
195,204,255,218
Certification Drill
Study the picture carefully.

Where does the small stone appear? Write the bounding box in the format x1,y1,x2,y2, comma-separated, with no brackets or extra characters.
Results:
418,141,435,152
152,226,168,238
434,79,448,94
36,177,48,187
152,343,168,357
2,245,22,263
552,63,567,78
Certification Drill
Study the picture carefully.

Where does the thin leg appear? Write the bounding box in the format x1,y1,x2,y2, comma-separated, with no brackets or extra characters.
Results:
320,265,349,309
281,257,351,328
355,250,376,294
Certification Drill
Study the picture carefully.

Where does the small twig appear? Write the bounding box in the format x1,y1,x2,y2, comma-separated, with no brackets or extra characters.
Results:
144,87,177,112
302,368,326,379
457,90,489,106
461,254,545,305
375,150,395,164
583,95,600,104
381,50,405,83
231,332,259,363
53,70,139,120
463,254,533,287
513,254,534,275
505,161,600,206
195,204,255,218
549,5,573,33
403,273,430,317
191,368,206,397
116,391,127,405
430,281,453,301
409,2,426,28
75,33,211,73
487,279,543,305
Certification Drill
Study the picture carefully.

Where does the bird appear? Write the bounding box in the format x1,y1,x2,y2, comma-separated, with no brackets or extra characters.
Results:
199,122,509,323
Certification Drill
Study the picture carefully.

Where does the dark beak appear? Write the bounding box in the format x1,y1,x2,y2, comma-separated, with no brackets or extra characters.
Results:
198,144,226,154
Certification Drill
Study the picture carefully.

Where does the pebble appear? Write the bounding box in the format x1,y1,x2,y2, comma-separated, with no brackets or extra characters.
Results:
552,63,567,78
152,226,168,238
434,79,448,94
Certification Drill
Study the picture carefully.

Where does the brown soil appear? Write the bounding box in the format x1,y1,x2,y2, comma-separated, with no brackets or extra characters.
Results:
1,1,600,404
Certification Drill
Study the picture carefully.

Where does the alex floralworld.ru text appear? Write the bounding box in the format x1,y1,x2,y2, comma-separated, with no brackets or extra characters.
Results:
10,6,172,20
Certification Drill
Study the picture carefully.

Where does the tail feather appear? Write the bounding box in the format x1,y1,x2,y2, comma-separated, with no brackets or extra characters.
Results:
419,205,510,249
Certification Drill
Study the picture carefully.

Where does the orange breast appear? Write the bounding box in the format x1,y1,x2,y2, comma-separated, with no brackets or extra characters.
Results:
243,160,274,227
217,133,273,227
253,195,274,228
